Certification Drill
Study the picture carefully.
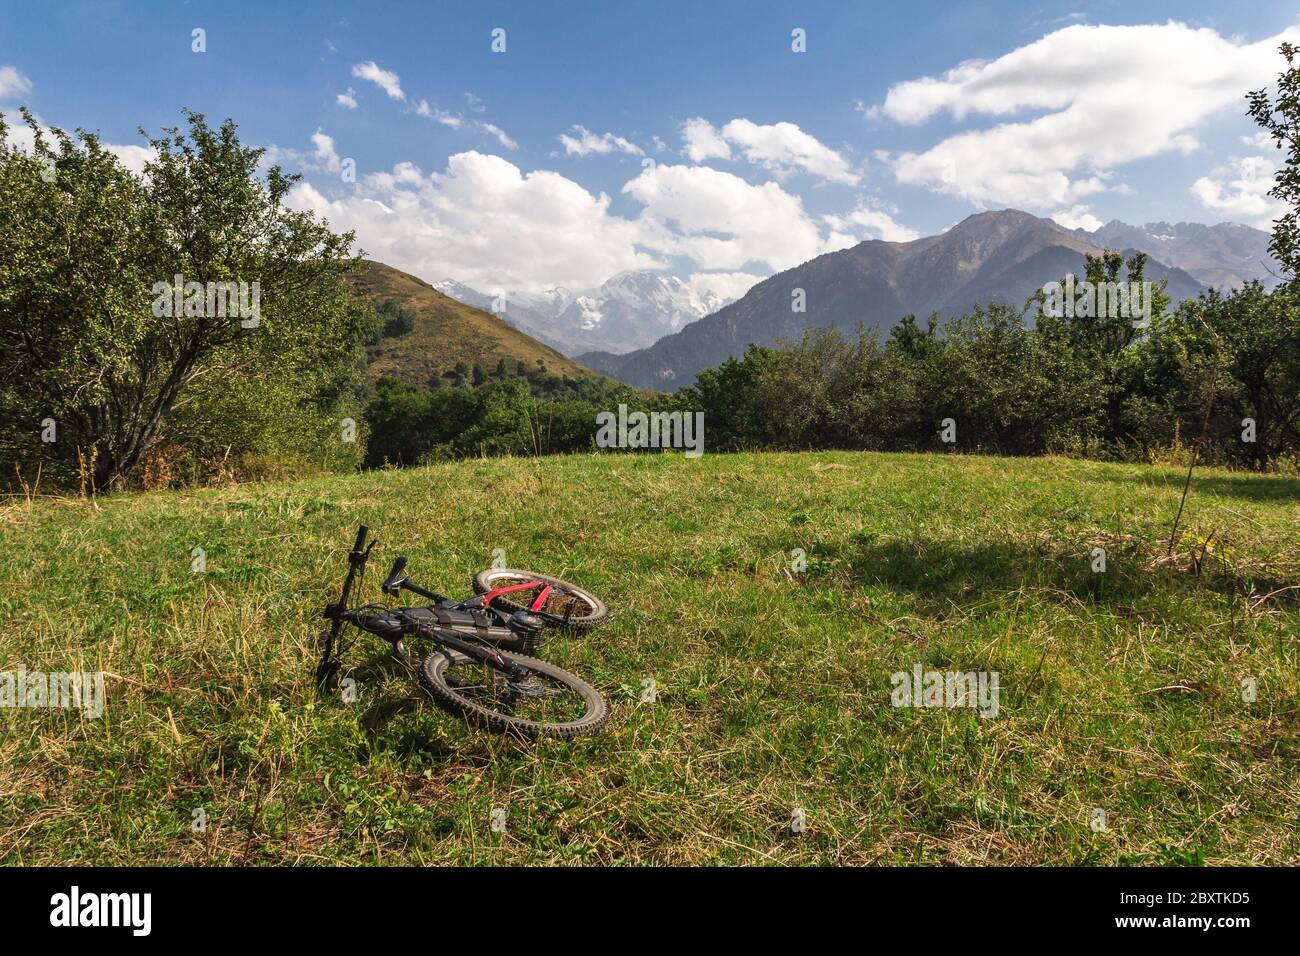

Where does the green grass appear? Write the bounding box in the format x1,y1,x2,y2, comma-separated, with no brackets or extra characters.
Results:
1,451,1297,865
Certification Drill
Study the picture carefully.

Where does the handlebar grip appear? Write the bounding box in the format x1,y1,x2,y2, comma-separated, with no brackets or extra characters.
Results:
382,556,408,594
352,525,369,553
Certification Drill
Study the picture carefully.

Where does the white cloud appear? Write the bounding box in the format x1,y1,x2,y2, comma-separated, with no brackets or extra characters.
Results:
310,131,344,173
622,162,840,271
286,150,660,292
720,119,859,185
1241,130,1278,150
351,61,405,101
262,129,346,176
1,109,155,175
680,117,858,184
412,100,462,128
1190,155,1284,227
681,117,731,162
822,201,920,242
559,125,643,157
282,143,861,292
336,88,358,110
684,271,763,303
1050,204,1103,231
105,143,155,176
878,22,1300,208
0,65,32,100
478,122,516,150
344,68,509,146
853,99,883,123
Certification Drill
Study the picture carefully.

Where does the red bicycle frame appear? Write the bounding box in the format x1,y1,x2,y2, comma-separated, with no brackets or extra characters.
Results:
479,579,552,612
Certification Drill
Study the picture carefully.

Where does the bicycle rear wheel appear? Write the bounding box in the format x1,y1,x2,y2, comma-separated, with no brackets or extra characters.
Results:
472,568,609,634
417,649,608,740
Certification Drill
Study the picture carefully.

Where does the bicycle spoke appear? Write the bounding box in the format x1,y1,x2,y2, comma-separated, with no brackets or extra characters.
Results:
442,656,589,723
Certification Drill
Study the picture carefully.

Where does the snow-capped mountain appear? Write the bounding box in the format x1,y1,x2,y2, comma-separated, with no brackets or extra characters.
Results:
432,271,750,356
1073,220,1280,291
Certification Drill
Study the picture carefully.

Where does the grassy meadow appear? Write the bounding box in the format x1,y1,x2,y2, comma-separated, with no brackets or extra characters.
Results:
0,451,1296,865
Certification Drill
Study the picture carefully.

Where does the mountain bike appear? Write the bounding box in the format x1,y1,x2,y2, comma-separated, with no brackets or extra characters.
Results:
316,526,608,740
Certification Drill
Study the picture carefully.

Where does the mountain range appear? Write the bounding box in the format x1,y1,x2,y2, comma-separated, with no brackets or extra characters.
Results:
431,272,742,356
1074,219,1280,291
419,211,1279,393
577,209,1214,390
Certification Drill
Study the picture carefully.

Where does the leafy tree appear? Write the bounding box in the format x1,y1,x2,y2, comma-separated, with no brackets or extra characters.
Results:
1248,41,1300,285
1174,284,1300,469
377,298,416,338
0,109,364,489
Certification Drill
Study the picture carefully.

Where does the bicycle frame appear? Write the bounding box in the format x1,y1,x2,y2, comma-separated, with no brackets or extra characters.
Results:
479,579,554,613
318,526,536,689
476,577,587,629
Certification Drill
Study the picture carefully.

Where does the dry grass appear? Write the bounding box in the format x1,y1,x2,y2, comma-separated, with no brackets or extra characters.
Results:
0,451,1296,865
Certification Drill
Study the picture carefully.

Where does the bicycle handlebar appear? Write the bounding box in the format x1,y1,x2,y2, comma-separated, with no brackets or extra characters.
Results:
382,556,409,595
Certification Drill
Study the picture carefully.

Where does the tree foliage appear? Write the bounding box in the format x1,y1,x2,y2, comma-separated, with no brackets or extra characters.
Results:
0,110,369,489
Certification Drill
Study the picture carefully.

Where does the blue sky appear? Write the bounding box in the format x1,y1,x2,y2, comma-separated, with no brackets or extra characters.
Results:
1,0,1295,295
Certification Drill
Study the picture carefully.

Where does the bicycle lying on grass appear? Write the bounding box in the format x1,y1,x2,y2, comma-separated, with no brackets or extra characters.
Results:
316,526,609,739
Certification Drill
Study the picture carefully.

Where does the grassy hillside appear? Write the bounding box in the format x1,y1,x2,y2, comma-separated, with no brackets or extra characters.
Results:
1,452,1296,865
350,260,599,385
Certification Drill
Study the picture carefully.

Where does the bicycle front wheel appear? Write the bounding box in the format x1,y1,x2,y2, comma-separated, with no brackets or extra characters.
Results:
417,649,608,740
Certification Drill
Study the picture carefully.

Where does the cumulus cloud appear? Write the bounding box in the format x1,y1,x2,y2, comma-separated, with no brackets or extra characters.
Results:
876,22,1300,208
1,108,155,175
559,125,643,157
1190,155,1284,227
680,117,858,184
105,143,155,176
262,129,347,176
821,201,920,242
1241,131,1278,150
718,119,858,184
622,162,841,271
1050,204,1104,231
336,88,358,109
681,117,731,162
0,65,32,99
280,142,868,292
351,61,405,101
684,271,763,303
286,150,661,292
309,131,345,174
